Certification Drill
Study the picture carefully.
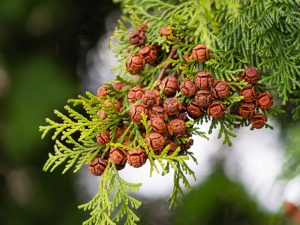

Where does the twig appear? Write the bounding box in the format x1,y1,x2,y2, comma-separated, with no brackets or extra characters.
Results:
156,47,177,86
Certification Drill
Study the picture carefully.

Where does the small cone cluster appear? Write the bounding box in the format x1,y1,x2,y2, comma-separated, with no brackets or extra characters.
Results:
237,67,273,129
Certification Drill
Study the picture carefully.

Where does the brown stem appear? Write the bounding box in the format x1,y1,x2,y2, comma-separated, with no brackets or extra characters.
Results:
156,47,177,86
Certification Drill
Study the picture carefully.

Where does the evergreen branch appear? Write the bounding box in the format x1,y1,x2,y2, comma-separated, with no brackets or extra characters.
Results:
79,163,142,225
43,136,100,174
208,115,237,147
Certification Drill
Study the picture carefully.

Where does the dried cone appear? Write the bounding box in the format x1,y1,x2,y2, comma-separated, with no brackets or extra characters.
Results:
192,44,210,63
109,147,127,170
96,130,111,145
149,106,168,121
130,104,147,124
112,81,125,91
207,101,227,119
181,139,194,151
251,113,267,129
150,117,167,134
284,202,298,217
88,156,108,176
160,26,176,38
139,45,158,65
128,24,146,46
97,86,107,97
161,75,179,96
194,90,213,108
257,92,273,110
187,102,204,119
168,119,186,136
122,138,131,147
237,102,256,119
240,84,257,102
194,71,214,90
212,80,230,99
97,110,107,120
163,97,182,116
114,125,126,140
142,90,160,107
128,86,145,103
180,79,197,97
147,132,165,155
127,148,147,168
127,54,145,73
104,99,121,112
240,67,260,84
183,54,192,62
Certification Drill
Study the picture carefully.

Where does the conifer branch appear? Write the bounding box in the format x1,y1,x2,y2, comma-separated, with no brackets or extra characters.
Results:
79,163,142,225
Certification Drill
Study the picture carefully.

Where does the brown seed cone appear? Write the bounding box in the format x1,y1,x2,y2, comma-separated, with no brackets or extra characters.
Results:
187,102,204,119
114,125,127,140
128,86,145,103
168,119,186,136
240,67,260,84
149,117,167,133
127,54,145,73
109,147,127,168
146,132,165,155
160,26,176,38
192,44,210,63
130,104,148,124
128,25,146,46
251,113,267,129
212,80,230,99
149,106,168,121
97,110,107,119
163,97,182,116
181,139,194,151
284,202,299,217
194,90,213,108
139,45,159,65
239,84,257,102
97,86,107,97
161,75,179,96
88,155,108,176
122,138,132,147
237,102,256,119
142,89,160,107
180,79,197,97
183,54,192,62
127,148,147,168
257,92,273,110
96,130,111,145
194,71,214,90
104,99,122,112
112,81,126,91
207,101,227,119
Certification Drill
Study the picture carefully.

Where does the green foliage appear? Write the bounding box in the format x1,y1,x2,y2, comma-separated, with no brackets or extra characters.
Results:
40,0,300,224
214,0,300,105
114,0,240,46
79,163,142,225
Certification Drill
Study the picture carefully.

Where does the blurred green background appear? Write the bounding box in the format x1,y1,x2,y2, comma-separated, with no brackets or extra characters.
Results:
0,1,300,225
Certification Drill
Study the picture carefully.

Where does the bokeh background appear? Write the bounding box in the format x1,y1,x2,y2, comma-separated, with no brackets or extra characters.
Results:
1,1,300,225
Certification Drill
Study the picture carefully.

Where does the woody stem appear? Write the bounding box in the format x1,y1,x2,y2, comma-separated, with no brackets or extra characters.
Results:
156,47,177,86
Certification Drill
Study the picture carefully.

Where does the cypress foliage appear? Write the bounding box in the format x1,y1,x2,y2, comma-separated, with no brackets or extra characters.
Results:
40,1,300,224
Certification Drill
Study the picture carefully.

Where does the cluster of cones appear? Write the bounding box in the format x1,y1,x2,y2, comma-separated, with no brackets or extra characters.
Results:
88,24,273,176
236,67,273,128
